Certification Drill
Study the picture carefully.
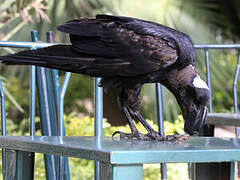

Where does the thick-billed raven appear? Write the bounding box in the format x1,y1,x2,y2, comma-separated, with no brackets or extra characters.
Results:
0,14,209,141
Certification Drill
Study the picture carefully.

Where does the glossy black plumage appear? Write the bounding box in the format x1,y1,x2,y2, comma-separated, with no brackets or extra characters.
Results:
0,14,209,139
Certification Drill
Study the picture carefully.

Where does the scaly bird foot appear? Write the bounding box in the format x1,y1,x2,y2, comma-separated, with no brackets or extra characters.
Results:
112,131,150,140
145,131,190,141
112,130,190,142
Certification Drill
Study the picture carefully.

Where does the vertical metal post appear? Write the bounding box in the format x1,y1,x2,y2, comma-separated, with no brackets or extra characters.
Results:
0,82,6,136
58,72,71,180
155,83,167,180
29,30,38,179
51,69,60,120
233,49,240,177
46,32,60,114
94,77,103,180
0,81,6,180
204,48,213,113
58,73,71,136
233,49,240,137
46,31,71,180
230,162,235,180
30,30,38,136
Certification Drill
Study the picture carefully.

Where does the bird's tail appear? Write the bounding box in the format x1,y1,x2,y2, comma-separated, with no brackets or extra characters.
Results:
0,45,130,77
1,45,84,66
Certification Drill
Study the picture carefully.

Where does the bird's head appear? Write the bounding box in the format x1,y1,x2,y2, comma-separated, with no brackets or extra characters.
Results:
167,65,210,135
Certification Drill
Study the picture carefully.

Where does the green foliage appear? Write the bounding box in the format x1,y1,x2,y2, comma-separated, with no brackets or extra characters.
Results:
63,74,94,115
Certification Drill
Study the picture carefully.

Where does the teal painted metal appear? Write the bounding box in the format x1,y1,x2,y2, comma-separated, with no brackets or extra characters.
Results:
99,163,143,180
94,78,103,180
94,78,103,137
111,164,143,180
0,82,6,136
36,66,59,180
204,48,213,113
15,150,34,180
51,69,60,120
0,39,71,180
0,81,6,136
1,136,240,164
0,81,6,180
58,72,71,136
195,44,240,49
4,150,34,180
155,83,167,179
58,72,71,180
233,49,240,137
0,41,56,48
230,162,235,180
4,149,16,180
34,30,58,180
30,30,38,136
46,31,67,180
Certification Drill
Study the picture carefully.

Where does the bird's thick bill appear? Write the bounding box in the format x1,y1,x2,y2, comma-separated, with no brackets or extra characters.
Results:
184,106,208,135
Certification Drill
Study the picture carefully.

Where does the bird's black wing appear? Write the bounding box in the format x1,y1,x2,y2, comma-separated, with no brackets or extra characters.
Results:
1,15,194,78
57,14,181,76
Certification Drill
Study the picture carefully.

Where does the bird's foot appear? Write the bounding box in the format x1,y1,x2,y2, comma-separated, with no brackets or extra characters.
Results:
144,131,190,141
112,130,190,141
112,131,149,140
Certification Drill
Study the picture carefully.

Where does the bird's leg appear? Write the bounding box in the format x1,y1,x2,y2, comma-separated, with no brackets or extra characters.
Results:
133,111,163,141
112,107,147,140
133,111,189,141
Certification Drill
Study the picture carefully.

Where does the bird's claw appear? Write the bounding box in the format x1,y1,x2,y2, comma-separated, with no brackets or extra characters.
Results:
112,131,149,140
159,134,190,141
112,131,190,142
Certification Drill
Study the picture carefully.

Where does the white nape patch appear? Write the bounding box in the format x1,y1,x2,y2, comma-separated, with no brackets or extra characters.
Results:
190,64,195,69
193,75,209,89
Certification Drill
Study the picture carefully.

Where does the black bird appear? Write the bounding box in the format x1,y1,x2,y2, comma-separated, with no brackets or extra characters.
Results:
0,14,209,141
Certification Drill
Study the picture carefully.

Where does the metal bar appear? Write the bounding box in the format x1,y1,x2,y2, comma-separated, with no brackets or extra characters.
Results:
58,72,71,136
0,41,57,48
15,150,35,180
0,81,6,136
46,31,64,180
230,162,235,180
233,49,240,137
51,69,60,120
204,49,213,113
36,67,54,135
99,163,143,180
30,30,38,136
233,49,240,178
195,44,240,49
94,78,103,180
36,67,59,180
0,80,6,180
94,78,103,137
156,83,164,135
58,72,71,180
155,83,167,180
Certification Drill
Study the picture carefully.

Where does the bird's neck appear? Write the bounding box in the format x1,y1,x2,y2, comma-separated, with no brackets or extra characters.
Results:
162,65,196,92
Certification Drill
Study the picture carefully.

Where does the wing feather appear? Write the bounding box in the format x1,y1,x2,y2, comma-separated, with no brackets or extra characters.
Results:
57,14,179,73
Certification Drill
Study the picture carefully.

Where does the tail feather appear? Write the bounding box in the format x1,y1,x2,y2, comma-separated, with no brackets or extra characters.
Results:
0,45,130,77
